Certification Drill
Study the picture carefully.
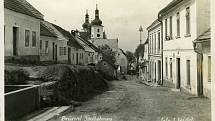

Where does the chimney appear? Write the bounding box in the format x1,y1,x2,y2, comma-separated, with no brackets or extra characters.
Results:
71,30,76,36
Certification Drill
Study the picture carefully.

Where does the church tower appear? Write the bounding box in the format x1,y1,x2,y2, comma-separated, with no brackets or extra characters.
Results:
82,9,91,33
91,4,104,39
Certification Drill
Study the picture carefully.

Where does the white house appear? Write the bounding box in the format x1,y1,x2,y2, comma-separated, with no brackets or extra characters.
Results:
116,49,128,74
139,39,149,81
4,0,44,61
72,30,98,65
158,0,210,96
40,22,58,61
147,20,162,84
42,21,84,64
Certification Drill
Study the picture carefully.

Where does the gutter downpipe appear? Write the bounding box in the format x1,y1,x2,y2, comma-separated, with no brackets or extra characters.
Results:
158,13,164,86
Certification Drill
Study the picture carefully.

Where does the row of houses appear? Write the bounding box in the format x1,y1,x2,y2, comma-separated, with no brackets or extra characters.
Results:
140,0,211,98
4,0,103,65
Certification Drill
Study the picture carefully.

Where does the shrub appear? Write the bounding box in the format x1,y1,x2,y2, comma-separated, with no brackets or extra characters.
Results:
5,69,29,85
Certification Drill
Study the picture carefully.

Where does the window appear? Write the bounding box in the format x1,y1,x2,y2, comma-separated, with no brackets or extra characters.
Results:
40,40,42,49
186,60,191,86
60,47,64,56
45,41,48,53
32,31,36,47
154,33,156,53
165,57,168,77
72,53,75,60
4,26,5,45
170,58,173,79
176,12,180,37
149,35,151,54
158,31,160,50
97,29,100,32
165,19,168,40
208,56,211,82
25,30,30,47
97,34,100,37
186,7,191,35
64,47,66,55
169,16,173,39
152,34,153,53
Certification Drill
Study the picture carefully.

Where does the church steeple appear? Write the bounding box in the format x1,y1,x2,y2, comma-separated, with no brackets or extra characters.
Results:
85,9,89,23
82,9,91,32
91,4,102,26
95,4,99,19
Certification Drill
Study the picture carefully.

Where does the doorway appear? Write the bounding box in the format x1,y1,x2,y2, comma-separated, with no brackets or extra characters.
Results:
52,42,55,61
68,48,71,64
55,45,58,61
176,58,181,89
197,54,203,96
158,61,161,82
13,27,18,56
154,63,156,83
76,53,79,65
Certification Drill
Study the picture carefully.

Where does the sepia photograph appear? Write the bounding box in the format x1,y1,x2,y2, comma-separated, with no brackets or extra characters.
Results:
1,0,215,120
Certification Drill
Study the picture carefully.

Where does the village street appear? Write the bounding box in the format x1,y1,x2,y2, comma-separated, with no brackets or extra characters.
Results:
50,76,211,121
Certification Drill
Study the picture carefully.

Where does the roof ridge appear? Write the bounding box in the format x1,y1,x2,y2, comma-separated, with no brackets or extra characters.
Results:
4,0,43,20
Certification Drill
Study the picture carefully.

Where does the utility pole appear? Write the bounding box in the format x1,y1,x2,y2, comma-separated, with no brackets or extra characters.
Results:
139,26,143,44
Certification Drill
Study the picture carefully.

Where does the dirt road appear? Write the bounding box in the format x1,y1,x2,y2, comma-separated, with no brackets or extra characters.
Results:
50,77,211,121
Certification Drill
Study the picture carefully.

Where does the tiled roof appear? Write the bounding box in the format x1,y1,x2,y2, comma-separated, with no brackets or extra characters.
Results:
78,35,101,53
144,38,149,45
158,0,183,17
79,32,91,40
52,24,84,49
147,19,161,30
40,22,57,38
196,29,211,41
4,0,44,20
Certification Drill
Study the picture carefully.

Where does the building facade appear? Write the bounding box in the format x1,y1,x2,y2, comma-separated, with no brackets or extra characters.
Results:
4,0,44,61
139,40,149,81
40,22,58,61
116,49,128,74
193,29,211,98
158,0,210,96
147,20,162,84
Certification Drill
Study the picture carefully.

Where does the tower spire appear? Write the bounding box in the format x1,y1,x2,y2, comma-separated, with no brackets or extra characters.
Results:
82,9,91,32
91,4,102,26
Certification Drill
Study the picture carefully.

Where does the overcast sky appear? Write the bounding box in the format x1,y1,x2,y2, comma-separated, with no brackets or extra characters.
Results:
27,0,171,52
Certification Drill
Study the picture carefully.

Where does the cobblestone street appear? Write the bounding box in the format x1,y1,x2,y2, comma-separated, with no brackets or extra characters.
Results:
50,76,211,121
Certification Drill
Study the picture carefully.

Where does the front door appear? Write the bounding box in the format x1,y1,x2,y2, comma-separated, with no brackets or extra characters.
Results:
55,45,58,61
158,61,161,82
154,63,156,83
197,54,203,96
13,27,18,56
76,53,79,65
176,58,181,89
52,42,55,61
68,48,71,64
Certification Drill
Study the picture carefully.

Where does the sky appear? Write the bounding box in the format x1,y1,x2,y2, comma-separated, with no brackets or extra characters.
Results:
27,0,171,52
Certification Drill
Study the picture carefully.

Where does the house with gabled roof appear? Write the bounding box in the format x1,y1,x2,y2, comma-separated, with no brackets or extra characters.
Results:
41,21,84,64
72,30,102,65
116,49,128,74
158,0,210,97
40,22,58,61
4,0,44,61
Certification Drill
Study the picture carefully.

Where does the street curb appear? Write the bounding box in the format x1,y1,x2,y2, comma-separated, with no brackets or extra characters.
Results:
26,106,72,121
138,80,160,87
